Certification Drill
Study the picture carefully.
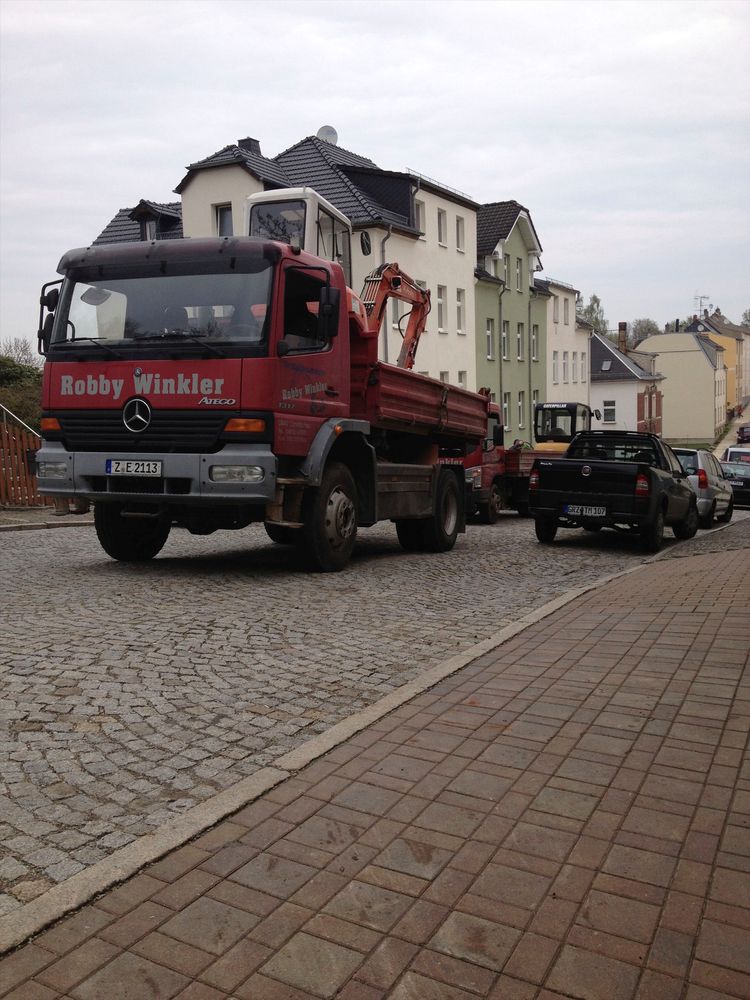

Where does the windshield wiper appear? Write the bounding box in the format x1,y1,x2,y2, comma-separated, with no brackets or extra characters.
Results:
57,337,118,357
131,333,225,358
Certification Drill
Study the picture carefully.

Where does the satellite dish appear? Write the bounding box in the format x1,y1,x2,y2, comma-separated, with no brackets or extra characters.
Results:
316,125,338,145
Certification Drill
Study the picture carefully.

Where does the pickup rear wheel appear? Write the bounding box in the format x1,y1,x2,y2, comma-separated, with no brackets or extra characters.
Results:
301,462,358,572
639,507,665,552
421,470,461,552
673,500,698,540
534,517,557,544
94,502,170,561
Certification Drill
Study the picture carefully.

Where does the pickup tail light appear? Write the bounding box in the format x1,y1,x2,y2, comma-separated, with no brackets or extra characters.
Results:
635,473,650,497
697,469,708,489
529,470,539,492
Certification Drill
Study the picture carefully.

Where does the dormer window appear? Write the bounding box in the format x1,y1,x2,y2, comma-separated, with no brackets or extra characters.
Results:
144,220,157,241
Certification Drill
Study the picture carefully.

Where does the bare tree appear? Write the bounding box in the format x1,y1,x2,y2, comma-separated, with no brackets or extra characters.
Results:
1,336,43,369
742,308,750,327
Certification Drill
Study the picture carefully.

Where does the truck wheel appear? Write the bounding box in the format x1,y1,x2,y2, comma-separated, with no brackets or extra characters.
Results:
480,482,502,524
421,470,461,552
94,502,170,561
264,523,300,546
697,501,715,530
302,462,358,571
639,507,665,552
534,517,557,544
718,497,734,523
673,500,698,540
395,519,427,551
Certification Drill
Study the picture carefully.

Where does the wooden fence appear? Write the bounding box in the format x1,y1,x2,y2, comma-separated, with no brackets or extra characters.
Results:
0,423,52,507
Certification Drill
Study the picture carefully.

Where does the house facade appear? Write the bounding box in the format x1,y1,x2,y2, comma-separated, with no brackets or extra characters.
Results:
475,202,546,445
685,309,747,414
638,332,726,444
534,278,590,407
589,332,663,434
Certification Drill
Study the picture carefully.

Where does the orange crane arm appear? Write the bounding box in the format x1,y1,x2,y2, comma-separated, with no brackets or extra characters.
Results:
358,263,431,369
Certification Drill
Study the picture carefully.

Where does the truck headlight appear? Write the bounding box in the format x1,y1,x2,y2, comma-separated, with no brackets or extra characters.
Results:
38,462,69,479
465,467,481,488
209,465,265,483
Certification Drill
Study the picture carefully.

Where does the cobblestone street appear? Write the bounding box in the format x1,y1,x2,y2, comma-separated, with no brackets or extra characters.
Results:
1,514,748,918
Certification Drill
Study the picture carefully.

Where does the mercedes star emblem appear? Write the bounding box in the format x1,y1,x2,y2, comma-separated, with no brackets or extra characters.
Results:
582,465,592,477
122,397,151,433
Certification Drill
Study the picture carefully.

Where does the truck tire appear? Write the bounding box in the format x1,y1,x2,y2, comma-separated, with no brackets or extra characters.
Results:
697,501,715,530
480,482,503,524
94,502,170,562
264,523,300,546
718,497,734,523
673,500,698,540
639,507,665,552
301,462,358,572
534,517,557,544
421,470,461,552
395,519,427,551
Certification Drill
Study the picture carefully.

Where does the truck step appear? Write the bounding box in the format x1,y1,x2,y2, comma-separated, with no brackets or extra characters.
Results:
276,477,308,487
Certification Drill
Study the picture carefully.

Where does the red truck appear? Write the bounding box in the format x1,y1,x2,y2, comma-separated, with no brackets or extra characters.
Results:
463,406,544,523
35,224,489,571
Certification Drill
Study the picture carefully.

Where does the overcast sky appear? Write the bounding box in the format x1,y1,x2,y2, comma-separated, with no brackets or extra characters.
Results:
1,0,749,349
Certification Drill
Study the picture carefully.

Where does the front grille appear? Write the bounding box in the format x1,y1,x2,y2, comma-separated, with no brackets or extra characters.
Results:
57,410,227,453
84,476,191,495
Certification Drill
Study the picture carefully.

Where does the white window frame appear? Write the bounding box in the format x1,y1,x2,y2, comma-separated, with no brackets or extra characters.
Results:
516,257,522,291
437,209,447,246
581,351,587,382
562,351,569,383
503,392,511,431
532,324,538,361
486,318,495,360
564,297,570,325
457,370,467,389
437,285,447,332
572,351,578,382
603,399,616,423
503,253,510,285
553,350,559,384
439,370,449,384
517,390,525,429
215,204,233,237
516,322,524,361
456,216,465,252
456,288,465,334
415,199,425,238
502,321,509,360
552,295,559,323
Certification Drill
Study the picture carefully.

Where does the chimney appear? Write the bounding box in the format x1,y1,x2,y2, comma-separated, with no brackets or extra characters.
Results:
238,137,261,155
703,308,709,319
618,322,627,354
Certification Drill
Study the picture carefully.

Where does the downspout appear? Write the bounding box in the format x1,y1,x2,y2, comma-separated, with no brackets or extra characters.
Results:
498,280,508,437
528,290,534,441
380,225,393,363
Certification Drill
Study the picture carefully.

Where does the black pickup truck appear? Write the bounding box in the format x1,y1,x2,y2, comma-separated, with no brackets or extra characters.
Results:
528,431,698,552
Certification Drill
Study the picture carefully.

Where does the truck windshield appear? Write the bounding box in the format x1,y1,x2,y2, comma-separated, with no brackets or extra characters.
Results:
51,266,273,351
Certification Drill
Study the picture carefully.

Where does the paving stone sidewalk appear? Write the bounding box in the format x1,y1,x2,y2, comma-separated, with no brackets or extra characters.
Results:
1,546,749,999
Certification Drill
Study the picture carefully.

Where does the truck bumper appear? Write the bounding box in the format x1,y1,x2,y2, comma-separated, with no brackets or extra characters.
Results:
35,442,278,505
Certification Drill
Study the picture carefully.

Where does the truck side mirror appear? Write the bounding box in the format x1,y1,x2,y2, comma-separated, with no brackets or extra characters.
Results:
38,313,54,355
360,232,372,256
42,287,60,311
594,409,601,421
318,285,340,340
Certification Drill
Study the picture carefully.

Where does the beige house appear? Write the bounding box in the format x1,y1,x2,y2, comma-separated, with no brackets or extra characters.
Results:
686,310,746,414
534,278,589,406
638,332,726,444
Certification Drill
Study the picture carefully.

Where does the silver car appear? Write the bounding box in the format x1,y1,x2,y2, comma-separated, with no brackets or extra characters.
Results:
673,448,733,528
